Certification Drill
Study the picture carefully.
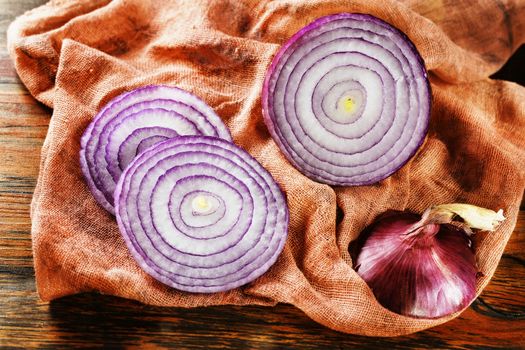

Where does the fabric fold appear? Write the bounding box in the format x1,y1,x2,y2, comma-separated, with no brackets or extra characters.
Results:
8,0,525,336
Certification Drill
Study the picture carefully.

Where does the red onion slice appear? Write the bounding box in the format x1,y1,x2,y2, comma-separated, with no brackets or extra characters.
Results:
262,13,430,186
114,136,289,293
80,86,231,214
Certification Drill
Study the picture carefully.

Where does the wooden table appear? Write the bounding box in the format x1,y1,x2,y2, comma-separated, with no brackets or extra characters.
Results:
1,1,523,348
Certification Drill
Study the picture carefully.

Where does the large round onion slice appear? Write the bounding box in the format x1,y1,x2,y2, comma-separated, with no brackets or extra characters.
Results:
114,136,289,293
262,13,431,186
80,86,231,214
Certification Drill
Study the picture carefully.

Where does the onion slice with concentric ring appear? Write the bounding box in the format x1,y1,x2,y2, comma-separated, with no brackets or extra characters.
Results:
114,136,289,293
262,13,430,186
80,86,231,214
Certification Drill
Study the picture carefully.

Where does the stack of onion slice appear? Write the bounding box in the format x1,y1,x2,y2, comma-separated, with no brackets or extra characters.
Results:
262,13,431,186
80,85,232,214
115,136,289,293
80,86,289,293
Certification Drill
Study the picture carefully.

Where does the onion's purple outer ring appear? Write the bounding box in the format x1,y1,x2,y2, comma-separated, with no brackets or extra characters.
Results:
114,136,289,293
261,13,431,186
80,89,135,214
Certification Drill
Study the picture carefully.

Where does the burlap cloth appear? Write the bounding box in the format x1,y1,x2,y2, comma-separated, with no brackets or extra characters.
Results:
7,0,525,336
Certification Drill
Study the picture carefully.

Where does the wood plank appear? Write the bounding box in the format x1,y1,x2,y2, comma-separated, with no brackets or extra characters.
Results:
0,275,523,349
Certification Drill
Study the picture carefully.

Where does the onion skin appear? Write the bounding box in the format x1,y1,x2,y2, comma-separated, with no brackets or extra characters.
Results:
262,13,431,186
353,204,504,318
354,211,477,318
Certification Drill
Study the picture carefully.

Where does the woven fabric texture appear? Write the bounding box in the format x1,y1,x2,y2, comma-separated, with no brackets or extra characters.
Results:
7,0,525,336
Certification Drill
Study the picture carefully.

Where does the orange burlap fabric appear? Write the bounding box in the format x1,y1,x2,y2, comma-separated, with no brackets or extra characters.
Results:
7,0,525,336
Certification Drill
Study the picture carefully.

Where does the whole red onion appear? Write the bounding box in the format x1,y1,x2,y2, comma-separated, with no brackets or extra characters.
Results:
353,204,505,318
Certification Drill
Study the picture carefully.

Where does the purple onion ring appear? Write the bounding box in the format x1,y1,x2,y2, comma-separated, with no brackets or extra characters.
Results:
262,13,431,186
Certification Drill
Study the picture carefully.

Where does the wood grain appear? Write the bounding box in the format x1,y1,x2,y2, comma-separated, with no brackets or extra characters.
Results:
0,0,523,348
